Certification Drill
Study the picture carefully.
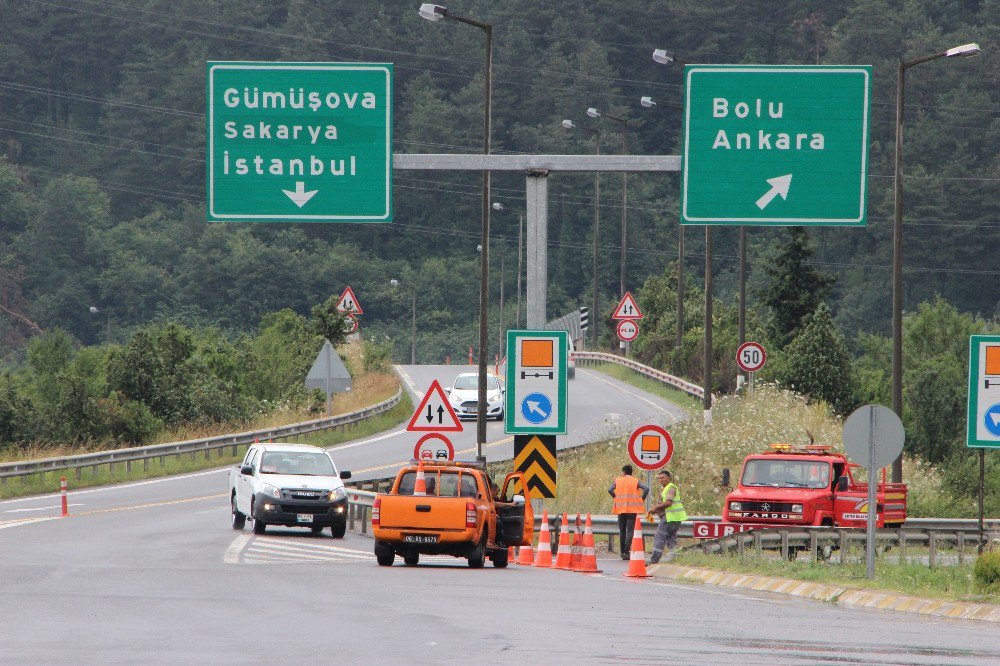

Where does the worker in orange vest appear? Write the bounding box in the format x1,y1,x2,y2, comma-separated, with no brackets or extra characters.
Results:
608,464,649,560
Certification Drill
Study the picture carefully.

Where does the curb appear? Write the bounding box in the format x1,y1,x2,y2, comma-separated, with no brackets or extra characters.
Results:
650,563,1000,623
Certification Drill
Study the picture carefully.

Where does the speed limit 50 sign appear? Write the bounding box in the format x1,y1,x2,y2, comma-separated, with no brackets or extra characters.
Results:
736,341,766,373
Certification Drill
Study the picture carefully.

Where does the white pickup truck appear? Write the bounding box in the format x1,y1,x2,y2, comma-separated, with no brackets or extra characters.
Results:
229,443,352,537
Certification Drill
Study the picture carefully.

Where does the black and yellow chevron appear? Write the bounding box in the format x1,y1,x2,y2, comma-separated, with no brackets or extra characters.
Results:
513,435,557,499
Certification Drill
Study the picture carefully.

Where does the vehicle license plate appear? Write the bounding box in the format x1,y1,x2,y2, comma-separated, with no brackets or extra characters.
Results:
403,534,438,544
296,513,313,523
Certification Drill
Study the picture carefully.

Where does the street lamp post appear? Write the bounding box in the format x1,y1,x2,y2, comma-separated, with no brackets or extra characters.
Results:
420,4,493,462
586,107,628,301
562,119,601,349
890,42,980,483
88,306,111,343
390,279,416,364
493,202,524,331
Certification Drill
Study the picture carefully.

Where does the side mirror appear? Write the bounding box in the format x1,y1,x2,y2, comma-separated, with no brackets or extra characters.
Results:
836,476,849,492
721,468,731,487
339,470,352,480
240,465,254,476
512,494,525,505
443,387,451,393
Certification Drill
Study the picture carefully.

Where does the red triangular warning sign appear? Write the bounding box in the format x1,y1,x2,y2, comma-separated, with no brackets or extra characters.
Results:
336,286,363,315
612,291,643,320
406,379,463,432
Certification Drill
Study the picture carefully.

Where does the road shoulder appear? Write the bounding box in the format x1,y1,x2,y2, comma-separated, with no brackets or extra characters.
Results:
649,562,1000,623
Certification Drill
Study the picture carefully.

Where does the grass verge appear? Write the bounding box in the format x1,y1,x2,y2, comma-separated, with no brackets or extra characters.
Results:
586,362,702,413
671,550,999,604
0,371,408,500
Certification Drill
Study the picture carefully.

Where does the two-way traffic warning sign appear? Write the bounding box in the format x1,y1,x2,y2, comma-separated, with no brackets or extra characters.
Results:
612,291,643,320
336,286,363,315
513,435,557,498
406,380,462,432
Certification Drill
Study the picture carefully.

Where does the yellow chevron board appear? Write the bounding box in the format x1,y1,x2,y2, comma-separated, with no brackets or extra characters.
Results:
513,435,557,499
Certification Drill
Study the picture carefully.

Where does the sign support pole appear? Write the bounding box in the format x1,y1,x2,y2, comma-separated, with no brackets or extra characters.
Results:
645,469,653,513
979,448,986,555
866,406,877,579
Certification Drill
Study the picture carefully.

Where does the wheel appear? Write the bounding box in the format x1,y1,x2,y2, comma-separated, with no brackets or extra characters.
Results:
491,548,509,568
403,552,420,566
251,500,266,534
231,494,246,530
310,525,324,536
330,521,347,539
375,541,395,566
468,536,486,568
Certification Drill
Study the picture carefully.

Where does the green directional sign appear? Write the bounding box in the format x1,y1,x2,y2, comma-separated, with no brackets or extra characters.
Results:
506,330,568,435
207,62,392,222
967,335,1000,448
681,65,870,226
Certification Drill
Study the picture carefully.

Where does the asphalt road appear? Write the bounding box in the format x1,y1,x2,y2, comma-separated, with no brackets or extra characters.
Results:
1,366,997,664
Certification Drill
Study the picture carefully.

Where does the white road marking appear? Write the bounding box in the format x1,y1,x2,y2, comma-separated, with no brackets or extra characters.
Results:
579,369,679,419
0,516,61,530
0,468,227,506
395,366,421,396
5,504,84,514
223,533,252,564
327,427,406,452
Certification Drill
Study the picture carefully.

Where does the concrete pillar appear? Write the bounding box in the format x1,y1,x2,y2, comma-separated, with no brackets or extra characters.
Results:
525,169,549,329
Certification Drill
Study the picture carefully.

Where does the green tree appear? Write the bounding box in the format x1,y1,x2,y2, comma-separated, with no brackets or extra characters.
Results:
759,228,835,349
310,296,354,347
768,303,857,414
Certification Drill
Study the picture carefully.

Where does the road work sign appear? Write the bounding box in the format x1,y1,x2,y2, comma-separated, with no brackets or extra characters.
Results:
513,435,557,498
206,62,392,222
407,380,462,433
506,331,568,435
681,65,871,226
967,335,1000,448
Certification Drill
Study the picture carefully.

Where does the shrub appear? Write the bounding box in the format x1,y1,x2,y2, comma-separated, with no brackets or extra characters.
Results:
973,550,1000,589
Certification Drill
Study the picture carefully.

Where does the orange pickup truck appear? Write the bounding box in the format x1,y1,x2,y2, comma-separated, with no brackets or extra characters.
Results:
372,461,533,568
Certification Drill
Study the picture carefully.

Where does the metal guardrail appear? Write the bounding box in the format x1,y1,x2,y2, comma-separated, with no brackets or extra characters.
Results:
573,351,705,399
0,387,403,483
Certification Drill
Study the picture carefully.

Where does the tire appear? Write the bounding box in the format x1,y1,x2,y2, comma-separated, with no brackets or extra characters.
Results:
491,548,509,569
330,521,347,539
468,536,486,569
231,494,246,530
251,500,266,535
375,541,395,567
403,552,420,566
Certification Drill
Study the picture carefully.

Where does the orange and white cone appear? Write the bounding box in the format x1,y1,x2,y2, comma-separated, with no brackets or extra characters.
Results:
413,461,427,496
623,515,651,578
554,512,573,569
574,514,601,573
568,514,583,570
516,538,535,565
533,511,552,568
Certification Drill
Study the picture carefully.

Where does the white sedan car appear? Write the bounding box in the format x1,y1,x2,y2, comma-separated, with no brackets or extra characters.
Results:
445,372,505,421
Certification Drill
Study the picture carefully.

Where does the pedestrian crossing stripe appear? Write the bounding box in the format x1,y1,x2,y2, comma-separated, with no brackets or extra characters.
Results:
513,435,557,499
233,536,457,566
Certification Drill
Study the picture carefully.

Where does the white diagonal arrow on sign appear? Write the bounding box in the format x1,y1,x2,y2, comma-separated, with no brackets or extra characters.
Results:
282,181,318,208
755,174,792,210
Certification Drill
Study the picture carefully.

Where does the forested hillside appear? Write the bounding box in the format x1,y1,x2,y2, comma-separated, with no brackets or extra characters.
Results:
0,0,996,359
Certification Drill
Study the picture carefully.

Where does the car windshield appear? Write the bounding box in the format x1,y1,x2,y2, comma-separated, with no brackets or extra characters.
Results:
452,375,499,391
397,471,479,497
741,459,830,489
259,452,336,476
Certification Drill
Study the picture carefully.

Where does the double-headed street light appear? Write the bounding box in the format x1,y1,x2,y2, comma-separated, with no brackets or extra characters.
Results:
419,3,492,463
562,119,602,349
390,279,416,365
890,41,980,483
493,202,524,333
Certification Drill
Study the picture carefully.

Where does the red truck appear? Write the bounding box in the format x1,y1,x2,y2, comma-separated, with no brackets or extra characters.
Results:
723,443,907,529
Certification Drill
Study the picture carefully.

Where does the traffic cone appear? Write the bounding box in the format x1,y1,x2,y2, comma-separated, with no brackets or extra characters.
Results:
568,514,583,570
516,538,534,565
413,461,427,496
575,514,601,573
623,515,651,578
533,511,552,568
554,512,573,569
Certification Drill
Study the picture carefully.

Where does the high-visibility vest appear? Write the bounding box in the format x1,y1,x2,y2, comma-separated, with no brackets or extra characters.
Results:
612,476,645,514
663,482,687,522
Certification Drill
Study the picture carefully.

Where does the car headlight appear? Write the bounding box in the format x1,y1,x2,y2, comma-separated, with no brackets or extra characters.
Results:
262,484,283,499
329,487,347,501
449,393,462,403
488,393,502,404
791,504,803,513
729,502,742,511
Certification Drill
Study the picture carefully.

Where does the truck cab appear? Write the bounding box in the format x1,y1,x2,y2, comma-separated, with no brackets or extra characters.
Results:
723,443,907,529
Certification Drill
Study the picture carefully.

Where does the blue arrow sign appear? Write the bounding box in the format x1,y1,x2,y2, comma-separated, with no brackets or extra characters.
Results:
521,393,552,424
985,404,1000,438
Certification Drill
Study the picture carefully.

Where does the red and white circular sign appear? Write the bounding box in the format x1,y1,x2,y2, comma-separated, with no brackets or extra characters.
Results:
616,319,639,342
626,424,674,471
736,341,766,373
344,313,359,334
413,433,455,462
